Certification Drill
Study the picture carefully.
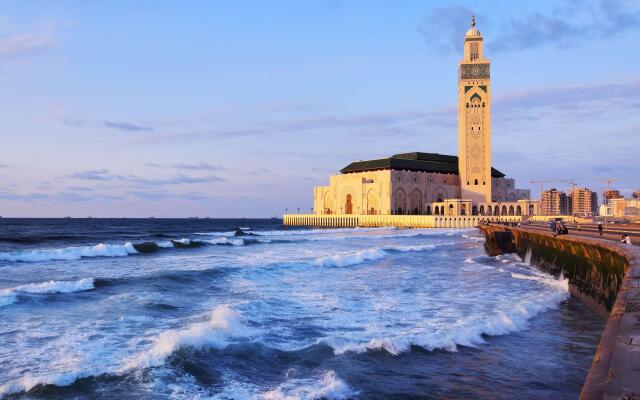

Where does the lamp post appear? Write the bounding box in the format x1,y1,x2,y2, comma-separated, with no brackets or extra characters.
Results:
297,207,300,214
285,208,288,215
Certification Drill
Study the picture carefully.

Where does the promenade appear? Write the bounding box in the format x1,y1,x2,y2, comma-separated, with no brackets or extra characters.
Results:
481,224,640,399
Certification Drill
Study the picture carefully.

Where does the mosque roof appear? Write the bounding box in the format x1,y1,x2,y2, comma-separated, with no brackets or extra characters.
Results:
340,152,506,178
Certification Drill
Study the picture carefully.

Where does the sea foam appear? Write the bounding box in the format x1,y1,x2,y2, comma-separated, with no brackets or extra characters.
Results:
0,278,95,308
124,304,257,370
0,243,137,263
326,279,570,356
261,371,355,400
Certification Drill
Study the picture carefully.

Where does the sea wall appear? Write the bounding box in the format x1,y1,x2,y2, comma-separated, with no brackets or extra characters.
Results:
480,225,640,400
283,214,522,228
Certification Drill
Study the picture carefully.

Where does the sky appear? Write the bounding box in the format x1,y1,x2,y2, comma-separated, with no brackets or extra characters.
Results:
0,0,639,218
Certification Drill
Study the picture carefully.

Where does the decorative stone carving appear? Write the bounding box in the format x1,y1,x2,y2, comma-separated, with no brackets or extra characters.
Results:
460,63,489,79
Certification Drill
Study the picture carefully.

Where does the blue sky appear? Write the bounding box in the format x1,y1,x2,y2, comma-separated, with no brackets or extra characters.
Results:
0,0,638,217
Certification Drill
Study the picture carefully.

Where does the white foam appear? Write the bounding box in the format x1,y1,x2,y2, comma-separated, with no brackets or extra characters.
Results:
511,272,568,290
204,237,245,246
0,243,137,263
314,248,387,267
327,280,570,356
157,241,174,248
123,304,257,370
0,371,98,397
313,243,442,268
0,278,95,309
261,371,355,400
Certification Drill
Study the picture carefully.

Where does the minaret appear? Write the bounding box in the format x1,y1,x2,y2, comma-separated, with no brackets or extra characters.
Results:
458,16,492,203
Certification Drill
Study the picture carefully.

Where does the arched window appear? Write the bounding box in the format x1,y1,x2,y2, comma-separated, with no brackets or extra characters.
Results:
448,204,454,216
461,204,467,216
472,205,478,215
502,205,508,215
479,205,485,215
529,204,535,215
516,206,522,216
426,206,432,215
474,179,478,185
508,205,514,216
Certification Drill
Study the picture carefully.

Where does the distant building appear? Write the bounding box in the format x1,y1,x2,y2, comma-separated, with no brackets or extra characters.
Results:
540,188,569,215
605,198,640,218
570,187,598,217
602,189,623,205
633,190,640,199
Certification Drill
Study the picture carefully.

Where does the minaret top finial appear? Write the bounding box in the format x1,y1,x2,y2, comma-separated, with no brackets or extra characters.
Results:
471,15,475,28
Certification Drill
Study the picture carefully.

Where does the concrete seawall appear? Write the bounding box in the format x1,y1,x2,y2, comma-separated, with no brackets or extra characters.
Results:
283,214,522,228
481,225,640,400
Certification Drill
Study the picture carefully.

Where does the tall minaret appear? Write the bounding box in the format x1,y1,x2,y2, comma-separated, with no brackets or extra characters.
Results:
458,16,492,203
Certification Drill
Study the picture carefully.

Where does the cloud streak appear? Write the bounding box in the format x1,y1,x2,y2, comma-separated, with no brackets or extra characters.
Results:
104,121,154,132
419,1,640,54
147,161,225,171
67,169,225,186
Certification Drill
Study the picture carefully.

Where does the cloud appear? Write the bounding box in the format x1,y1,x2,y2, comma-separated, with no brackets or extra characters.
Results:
491,0,640,52
0,163,7,168
67,168,225,186
418,5,477,54
493,80,640,121
0,30,57,60
419,1,640,54
147,161,225,171
0,190,50,201
67,169,110,180
67,186,94,192
104,121,154,132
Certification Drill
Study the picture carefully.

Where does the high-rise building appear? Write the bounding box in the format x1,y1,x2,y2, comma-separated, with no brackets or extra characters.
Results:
603,189,622,205
540,188,569,215
570,187,597,217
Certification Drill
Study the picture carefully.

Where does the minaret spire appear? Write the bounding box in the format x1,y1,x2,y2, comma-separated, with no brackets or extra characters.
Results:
471,15,475,28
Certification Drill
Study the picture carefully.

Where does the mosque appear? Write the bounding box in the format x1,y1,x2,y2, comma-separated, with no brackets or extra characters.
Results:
311,17,537,219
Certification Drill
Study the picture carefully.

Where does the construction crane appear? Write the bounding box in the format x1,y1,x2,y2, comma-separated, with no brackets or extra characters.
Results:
598,178,616,189
530,180,557,194
561,179,578,193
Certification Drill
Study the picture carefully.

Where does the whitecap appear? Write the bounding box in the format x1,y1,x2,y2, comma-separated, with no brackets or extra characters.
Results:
123,304,257,370
326,280,570,356
0,243,137,263
261,371,355,400
314,248,386,268
0,278,95,308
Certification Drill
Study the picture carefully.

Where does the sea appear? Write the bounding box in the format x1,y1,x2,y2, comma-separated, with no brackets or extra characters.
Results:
0,218,603,399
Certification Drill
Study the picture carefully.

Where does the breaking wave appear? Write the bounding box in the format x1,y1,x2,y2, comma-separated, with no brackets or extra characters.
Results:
0,278,95,308
123,304,257,370
261,371,356,400
313,243,441,267
326,280,570,356
0,243,138,263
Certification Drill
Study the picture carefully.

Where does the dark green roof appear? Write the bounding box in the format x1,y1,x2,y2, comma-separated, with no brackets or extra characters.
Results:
340,152,505,178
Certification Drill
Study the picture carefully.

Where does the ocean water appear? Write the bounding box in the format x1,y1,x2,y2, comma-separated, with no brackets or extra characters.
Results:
0,218,603,399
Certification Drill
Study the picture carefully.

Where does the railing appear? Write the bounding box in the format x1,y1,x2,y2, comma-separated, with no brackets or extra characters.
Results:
283,214,523,228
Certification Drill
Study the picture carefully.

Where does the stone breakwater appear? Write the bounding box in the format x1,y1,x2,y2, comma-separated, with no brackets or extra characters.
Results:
481,225,640,400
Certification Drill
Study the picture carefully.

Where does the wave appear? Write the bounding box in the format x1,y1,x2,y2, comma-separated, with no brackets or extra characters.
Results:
314,243,442,268
326,281,570,356
0,278,95,308
123,304,257,370
511,272,568,290
0,235,259,263
261,371,356,400
0,243,138,263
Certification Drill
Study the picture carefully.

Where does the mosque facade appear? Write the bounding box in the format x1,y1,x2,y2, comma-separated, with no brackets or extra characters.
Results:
312,18,537,218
